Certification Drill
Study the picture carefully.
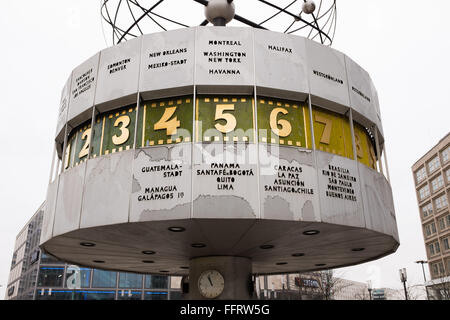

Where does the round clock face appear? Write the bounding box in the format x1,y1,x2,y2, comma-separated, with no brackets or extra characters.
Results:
198,270,225,299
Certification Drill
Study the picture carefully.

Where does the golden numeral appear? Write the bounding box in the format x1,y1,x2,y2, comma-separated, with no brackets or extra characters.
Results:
315,114,332,145
64,142,71,169
112,115,131,145
154,107,180,136
215,104,237,134
355,132,364,159
79,128,91,159
270,107,292,138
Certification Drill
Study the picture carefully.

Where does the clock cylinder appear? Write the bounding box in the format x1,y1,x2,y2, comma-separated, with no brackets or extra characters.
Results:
189,256,252,300
41,27,398,287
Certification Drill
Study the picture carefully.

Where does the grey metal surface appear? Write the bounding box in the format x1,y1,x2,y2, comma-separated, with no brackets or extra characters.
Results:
95,37,142,112
80,150,134,228
67,53,100,128
259,145,320,222
139,28,196,100
316,151,365,228
55,75,72,143
195,27,255,94
192,143,259,219
53,163,86,237
131,145,192,222
254,29,309,101
306,38,349,113
41,219,398,275
55,27,385,142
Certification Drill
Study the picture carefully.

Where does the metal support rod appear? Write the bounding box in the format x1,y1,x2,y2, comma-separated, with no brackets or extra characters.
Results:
48,144,57,184
348,109,357,161
416,261,430,300
374,126,384,174
383,141,391,183
421,264,430,301
264,275,268,299
403,281,408,300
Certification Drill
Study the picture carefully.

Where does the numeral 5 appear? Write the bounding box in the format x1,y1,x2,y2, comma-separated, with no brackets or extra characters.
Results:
215,104,237,134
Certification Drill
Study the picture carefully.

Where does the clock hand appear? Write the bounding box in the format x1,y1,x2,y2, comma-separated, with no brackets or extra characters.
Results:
208,275,213,286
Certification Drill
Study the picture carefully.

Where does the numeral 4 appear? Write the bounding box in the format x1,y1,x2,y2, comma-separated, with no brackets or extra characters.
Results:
154,107,180,136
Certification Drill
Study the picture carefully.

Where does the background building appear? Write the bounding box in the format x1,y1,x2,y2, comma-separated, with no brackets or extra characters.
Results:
5,204,44,300
412,132,450,300
256,273,324,300
5,203,182,301
254,273,400,300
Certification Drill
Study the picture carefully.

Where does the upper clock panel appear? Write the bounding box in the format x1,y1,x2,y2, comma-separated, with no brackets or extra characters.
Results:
55,27,384,144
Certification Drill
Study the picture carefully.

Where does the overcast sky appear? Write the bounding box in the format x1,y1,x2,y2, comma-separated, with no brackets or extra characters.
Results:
0,0,449,299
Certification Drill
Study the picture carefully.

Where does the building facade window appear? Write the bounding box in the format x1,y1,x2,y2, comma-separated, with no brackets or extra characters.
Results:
428,157,441,174
92,270,117,288
425,223,437,237
419,185,430,201
442,146,450,164
416,167,427,184
37,267,64,287
65,267,91,288
435,195,449,211
117,290,142,300
72,290,117,300
429,241,441,256
429,243,435,256
144,291,168,300
443,238,450,251
446,215,450,228
36,289,72,300
145,275,169,289
119,272,143,289
432,262,446,278
431,175,444,192
422,203,433,218
40,253,62,265
446,169,450,183
439,217,446,231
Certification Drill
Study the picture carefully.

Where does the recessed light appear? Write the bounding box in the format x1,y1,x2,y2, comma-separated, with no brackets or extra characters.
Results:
276,262,288,266
93,260,105,264
260,245,274,250
352,248,365,252
168,227,186,233
292,253,305,257
191,243,206,248
142,250,156,255
303,230,320,236
80,242,96,247
142,260,154,264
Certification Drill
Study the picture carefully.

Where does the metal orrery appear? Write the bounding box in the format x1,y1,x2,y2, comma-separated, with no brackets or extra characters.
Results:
101,0,337,46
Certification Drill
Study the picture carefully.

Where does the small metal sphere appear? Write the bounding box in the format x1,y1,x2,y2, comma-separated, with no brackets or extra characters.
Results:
302,0,316,15
205,0,236,25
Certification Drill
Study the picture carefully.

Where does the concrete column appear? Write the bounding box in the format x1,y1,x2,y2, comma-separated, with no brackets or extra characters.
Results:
188,256,252,300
